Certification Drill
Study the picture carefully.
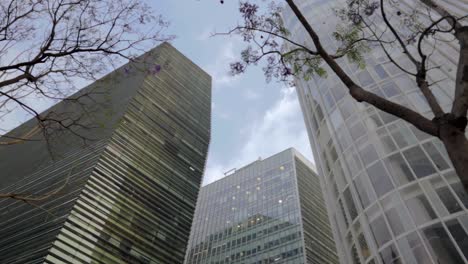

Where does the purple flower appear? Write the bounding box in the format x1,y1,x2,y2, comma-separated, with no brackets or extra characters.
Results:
148,64,162,75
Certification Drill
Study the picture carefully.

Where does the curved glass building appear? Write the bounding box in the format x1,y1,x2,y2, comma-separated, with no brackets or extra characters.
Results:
283,1,468,263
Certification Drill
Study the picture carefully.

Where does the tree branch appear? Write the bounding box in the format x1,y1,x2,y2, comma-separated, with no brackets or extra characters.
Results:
285,0,439,136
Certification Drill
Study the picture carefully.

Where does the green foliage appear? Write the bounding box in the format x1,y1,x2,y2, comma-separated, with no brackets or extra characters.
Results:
333,24,370,69
284,50,327,81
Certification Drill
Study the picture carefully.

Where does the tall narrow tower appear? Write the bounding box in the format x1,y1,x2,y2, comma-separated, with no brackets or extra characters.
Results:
0,43,211,264
184,148,338,264
283,1,468,264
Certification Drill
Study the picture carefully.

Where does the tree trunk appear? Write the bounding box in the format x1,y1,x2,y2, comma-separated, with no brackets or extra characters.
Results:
439,124,468,193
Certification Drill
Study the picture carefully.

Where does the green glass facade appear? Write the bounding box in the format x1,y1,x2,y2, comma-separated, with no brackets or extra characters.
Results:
0,43,211,264
184,149,338,264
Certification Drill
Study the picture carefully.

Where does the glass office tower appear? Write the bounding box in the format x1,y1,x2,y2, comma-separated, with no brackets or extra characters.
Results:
282,1,468,264
184,148,338,264
0,43,211,263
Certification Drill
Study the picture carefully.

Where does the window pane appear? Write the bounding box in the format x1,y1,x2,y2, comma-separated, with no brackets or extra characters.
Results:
384,62,400,76
380,244,402,264
450,182,468,209
388,122,418,148
409,91,431,112
406,194,437,225
331,83,347,102
422,141,449,171
349,122,366,140
422,223,465,264
397,232,432,264
370,216,392,248
330,108,344,130
358,70,374,87
394,74,415,91
402,184,437,226
381,80,400,97
435,186,462,214
385,153,415,186
354,174,375,209
339,98,354,120
359,143,379,166
324,91,335,112
446,219,468,260
366,161,394,197
403,146,437,178
344,188,359,220
374,64,389,80
379,110,398,124
409,124,431,141
358,232,371,260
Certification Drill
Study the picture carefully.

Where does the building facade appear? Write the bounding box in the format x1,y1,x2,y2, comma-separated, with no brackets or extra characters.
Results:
0,43,211,263
184,148,338,264
283,1,468,264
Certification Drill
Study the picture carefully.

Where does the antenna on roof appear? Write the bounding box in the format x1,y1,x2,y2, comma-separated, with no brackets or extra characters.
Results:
224,168,236,176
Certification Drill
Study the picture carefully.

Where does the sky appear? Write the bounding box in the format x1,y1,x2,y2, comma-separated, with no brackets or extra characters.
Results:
154,1,313,185
1,0,313,186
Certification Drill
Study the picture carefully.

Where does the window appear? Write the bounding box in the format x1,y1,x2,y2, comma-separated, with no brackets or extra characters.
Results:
422,223,465,264
446,218,468,260
409,124,430,141
358,70,375,87
380,244,401,264
375,128,397,155
402,184,437,225
450,181,468,209
422,141,449,171
349,122,366,140
384,207,409,237
435,185,462,214
394,74,415,91
354,174,376,209
408,92,431,113
367,112,384,128
388,122,418,148
403,146,437,178
397,232,432,264
378,110,398,124
330,108,344,130
381,193,413,237
324,91,335,113
366,161,394,197
381,81,400,98
331,83,347,102
359,143,379,166
370,215,392,248
337,128,352,151
374,64,389,80
383,62,400,76
358,232,371,260
385,153,415,186
339,98,355,120
344,188,358,220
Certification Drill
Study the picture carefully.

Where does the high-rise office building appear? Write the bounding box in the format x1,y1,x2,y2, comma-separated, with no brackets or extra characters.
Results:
184,148,338,264
0,43,211,263
283,1,468,263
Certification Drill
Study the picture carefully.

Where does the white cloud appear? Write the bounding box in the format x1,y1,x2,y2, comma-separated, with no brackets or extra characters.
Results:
203,40,241,88
243,89,260,100
196,26,215,41
202,163,226,185
203,86,314,185
237,87,313,165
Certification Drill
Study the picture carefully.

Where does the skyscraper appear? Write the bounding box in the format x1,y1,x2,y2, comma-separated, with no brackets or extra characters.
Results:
0,43,211,263
184,148,338,264
283,1,468,264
